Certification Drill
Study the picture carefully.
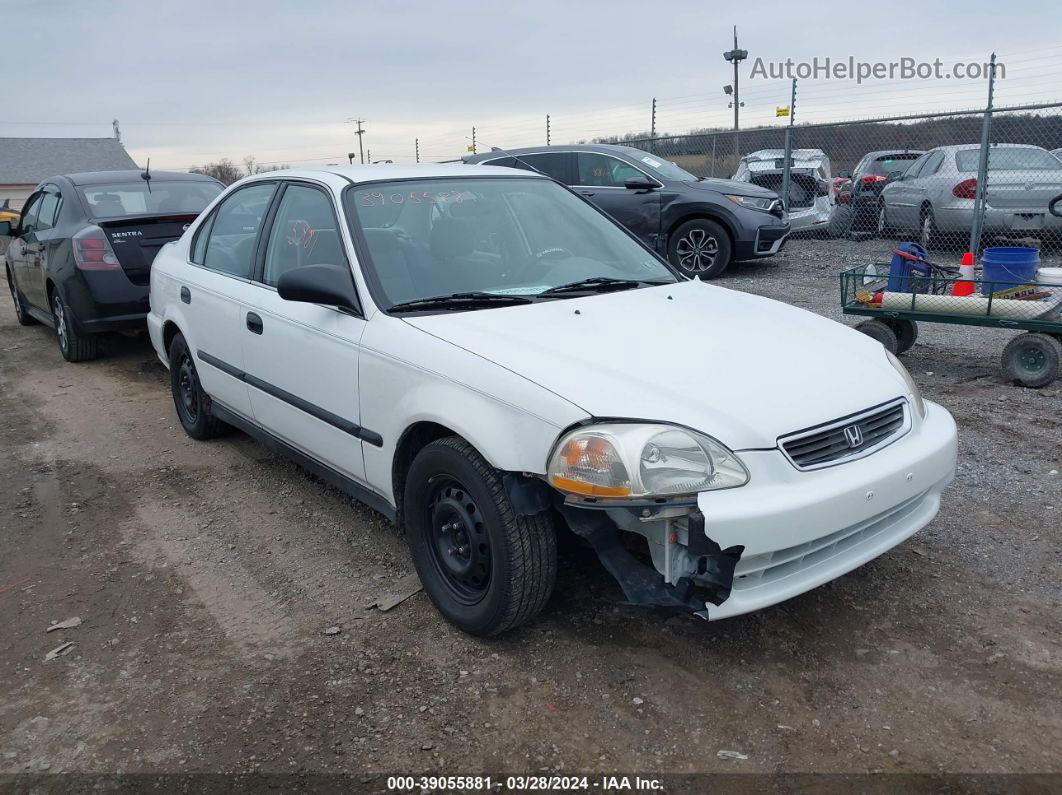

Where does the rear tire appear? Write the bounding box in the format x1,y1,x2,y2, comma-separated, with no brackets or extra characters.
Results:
52,292,98,362
1002,332,1061,388
920,206,942,251
668,219,732,279
855,319,899,354
876,202,894,238
6,266,37,326
169,333,228,439
404,436,557,636
885,318,919,354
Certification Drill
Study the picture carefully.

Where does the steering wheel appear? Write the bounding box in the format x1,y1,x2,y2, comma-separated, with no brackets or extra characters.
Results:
507,247,576,282
532,247,574,263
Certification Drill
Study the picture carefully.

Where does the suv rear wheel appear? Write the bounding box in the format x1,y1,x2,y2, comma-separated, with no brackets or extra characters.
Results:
668,219,732,279
404,436,557,636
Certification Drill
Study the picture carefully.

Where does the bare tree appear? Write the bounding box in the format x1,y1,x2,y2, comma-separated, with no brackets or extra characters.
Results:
189,158,243,185
243,155,290,176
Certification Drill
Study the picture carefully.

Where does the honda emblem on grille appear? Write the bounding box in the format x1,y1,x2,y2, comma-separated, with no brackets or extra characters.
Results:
843,424,864,448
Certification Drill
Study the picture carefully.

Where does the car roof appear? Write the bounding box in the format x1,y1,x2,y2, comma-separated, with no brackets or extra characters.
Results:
62,170,221,186
244,163,550,185
464,143,652,162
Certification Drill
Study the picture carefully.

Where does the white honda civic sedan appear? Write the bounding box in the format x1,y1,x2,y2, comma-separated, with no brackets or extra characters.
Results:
147,164,957,635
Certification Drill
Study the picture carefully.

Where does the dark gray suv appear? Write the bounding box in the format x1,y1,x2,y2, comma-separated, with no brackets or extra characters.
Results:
465,144,789,278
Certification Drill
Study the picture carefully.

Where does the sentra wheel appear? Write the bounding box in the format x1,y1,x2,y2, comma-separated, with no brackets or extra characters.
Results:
51,292,97,362
168,332,227,439
405,436,556,636
668,219,732,280
6,266,37,326
1002,332,1061,388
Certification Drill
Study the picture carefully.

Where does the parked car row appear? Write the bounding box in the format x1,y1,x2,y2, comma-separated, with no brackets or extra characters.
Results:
3,162,957,638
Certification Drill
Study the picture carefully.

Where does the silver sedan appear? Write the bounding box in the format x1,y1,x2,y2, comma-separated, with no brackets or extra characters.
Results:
878,144,1062,249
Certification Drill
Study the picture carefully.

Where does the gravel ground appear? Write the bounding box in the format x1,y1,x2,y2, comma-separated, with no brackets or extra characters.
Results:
1,236,1060,788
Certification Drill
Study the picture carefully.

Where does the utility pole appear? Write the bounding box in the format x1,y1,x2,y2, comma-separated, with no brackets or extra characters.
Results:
723,26,748,158
780,78,797,211
546,114,551,146
471,126,477,155
346,118,366,164
415,138,420,164
366,149,371,164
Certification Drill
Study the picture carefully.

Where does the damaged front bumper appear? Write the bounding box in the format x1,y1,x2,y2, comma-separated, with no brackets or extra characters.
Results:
558,401,957,620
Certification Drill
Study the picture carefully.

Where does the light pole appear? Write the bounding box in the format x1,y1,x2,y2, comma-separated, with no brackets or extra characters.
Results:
723,26,748,158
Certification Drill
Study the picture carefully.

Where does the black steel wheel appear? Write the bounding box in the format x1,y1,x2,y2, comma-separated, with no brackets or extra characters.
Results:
6,267,38,326
405,436,557,636
1002,332,1061,388
668,219,732,279
169,332,227,439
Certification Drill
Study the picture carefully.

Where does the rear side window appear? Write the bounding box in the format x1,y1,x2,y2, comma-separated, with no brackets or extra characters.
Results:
261,185,346,287
199,183,276,278
955,146,1061,172
510,152,573,183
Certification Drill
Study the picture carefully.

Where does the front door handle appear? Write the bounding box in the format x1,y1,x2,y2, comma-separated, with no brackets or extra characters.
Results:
579,191,595,197
246,312,263,335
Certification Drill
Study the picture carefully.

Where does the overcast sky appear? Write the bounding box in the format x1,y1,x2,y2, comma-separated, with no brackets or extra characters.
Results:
5,0,1061,170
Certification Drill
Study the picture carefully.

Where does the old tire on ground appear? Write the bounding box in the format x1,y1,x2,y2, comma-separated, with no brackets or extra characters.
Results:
855,319,899,354
1001,332,1061,388
7,266,37,326
169,332,228,439
52,291,98,362
885,318,919,354
668,219,732,279
404,436,557,636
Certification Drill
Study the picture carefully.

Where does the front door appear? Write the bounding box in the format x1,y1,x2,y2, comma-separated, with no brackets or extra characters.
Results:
23,187,62,309
7,192,43,312
241,181,368,482
572,152,662,250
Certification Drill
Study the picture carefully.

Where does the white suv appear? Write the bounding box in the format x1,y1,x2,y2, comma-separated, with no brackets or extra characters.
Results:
148,164,957,636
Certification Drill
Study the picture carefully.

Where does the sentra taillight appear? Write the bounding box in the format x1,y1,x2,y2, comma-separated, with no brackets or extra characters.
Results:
73,225,121,270
952,178,977,199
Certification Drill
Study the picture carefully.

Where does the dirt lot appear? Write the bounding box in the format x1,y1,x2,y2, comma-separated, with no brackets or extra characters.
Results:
2,236,1061,787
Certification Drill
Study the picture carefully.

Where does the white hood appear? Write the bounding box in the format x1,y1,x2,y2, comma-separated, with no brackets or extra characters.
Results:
403,281,909,450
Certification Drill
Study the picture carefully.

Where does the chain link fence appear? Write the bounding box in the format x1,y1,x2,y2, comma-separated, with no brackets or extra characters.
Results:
607,101,1062,257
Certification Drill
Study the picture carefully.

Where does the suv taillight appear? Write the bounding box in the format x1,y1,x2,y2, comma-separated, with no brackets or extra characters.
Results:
952,178,977,199
73,225,121,270
860,175,886,185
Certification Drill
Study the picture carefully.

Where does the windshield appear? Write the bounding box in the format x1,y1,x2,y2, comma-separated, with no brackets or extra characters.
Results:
869,154,921,175
625,151,697,182
78,180,222,219
345,177,676,309
955,147,1062,172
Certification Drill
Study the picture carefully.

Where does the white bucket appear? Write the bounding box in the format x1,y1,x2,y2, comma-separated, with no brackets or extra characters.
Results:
1037,267,1062,286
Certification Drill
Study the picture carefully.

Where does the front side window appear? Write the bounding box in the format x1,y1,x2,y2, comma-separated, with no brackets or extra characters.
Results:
201,183,276,278
262,185,346,287
345,177,676,308
576,153,647,187
78,180,223,220
35,193,61,231
903,152,932,179
18,193,43,233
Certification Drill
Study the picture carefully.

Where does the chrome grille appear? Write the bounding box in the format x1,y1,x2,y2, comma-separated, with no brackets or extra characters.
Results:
779,399,910,470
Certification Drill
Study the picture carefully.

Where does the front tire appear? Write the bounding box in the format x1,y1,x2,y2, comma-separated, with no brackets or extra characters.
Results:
6,266,37,326
169,333,227,439
52,292,98,362
668,219,732,279
404,437,557,636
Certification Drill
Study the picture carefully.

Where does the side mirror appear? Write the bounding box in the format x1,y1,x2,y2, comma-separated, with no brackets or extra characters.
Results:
277,264,361,314
886,170,904,184
838,170,852,179
0,221,11,237
623,176,657,190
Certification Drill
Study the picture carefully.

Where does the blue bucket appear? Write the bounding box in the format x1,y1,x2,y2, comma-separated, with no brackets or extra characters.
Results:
980,247,1039,296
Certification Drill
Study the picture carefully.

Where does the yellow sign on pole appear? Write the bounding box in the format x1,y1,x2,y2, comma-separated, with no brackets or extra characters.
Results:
467,145,476,153
776,106,790,118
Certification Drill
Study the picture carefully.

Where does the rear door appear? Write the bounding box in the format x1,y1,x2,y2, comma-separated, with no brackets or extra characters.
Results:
573,152,662,248
183,181,278,420
240,180,369,482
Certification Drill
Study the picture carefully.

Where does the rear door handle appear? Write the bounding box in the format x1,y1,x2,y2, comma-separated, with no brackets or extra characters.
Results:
180,286,191,304
246,312,263,334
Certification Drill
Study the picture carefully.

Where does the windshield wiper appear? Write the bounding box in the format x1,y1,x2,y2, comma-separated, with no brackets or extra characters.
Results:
537,277,670,297
388,291,534,313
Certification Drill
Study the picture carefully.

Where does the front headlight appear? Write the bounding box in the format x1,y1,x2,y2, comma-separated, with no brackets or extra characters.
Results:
886,351,927,419
547,423,749,499
724,194,776,211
